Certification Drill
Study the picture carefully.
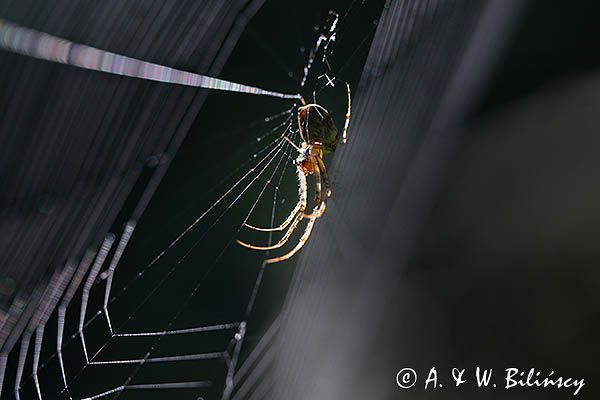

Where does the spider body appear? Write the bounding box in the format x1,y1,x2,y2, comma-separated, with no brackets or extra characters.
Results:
238,83,351,263
298,104,338,154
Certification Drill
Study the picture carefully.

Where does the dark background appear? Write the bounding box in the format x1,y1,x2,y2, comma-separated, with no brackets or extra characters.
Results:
410,1,600,397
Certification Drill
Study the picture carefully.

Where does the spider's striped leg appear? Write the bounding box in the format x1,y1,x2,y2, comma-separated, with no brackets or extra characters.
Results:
244,200,301,232
303,201,326,219
243,164,307,232
237,209,305,250
342,82,351,144
301,155,327,219
237,166,308,248
283,134,302,152
316,156,331,198
313,155,323,205
265,202,325,264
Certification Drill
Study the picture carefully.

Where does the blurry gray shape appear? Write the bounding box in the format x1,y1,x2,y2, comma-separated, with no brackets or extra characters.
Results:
0,1,262,318
255,0,525,399
412,75,600,399
0,0,262,304
0,0,265,397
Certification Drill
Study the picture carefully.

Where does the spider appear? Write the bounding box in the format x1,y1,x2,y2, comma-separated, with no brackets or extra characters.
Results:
237,83,351,263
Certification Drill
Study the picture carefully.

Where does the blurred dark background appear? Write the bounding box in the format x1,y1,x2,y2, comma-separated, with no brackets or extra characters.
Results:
0,0,599,399
266,1,600,399
407,1,600,397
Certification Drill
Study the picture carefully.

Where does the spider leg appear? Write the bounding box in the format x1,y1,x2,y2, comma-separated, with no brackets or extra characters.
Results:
302,201,326,218
342,82,351,144
298,106,311,143
283,134,302,152
300,155,329,219
237,208,304,250
313,155,323,206
238,165,307,245
265,203,325,264
244,200,302,232
315,156,331,198
297,106,307,142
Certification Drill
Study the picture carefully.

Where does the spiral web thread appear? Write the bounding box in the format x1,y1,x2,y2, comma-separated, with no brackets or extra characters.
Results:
0,7,344,400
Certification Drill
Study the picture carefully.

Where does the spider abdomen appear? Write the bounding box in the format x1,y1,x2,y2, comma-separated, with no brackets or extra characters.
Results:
298,104,338,153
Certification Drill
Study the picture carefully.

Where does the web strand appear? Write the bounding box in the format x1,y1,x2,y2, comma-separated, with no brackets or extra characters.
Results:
36,122,292,391
4,4,353,398
0,18,301,100
84,125,297,400
50,122,298,400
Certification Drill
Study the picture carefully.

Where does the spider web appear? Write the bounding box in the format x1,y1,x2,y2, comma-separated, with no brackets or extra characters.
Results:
0,1,381,399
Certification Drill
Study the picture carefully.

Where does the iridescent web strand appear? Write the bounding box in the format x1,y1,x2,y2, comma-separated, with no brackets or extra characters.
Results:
0,18,301,100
